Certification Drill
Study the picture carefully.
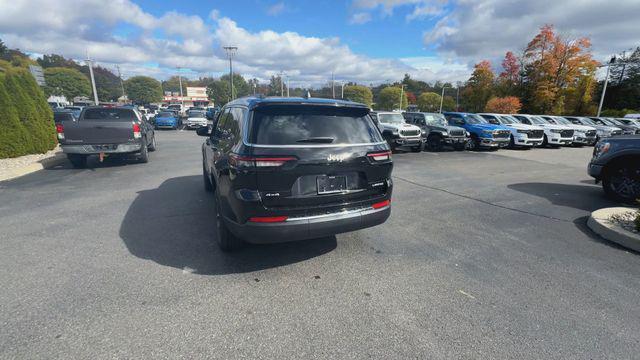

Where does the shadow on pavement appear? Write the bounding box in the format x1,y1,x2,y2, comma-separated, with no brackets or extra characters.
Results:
46,154,145,170
508,182,618,212
119,175,336,275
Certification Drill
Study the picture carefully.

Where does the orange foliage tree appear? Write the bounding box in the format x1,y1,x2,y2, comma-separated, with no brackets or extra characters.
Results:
484,96,522,114
461,60,495,112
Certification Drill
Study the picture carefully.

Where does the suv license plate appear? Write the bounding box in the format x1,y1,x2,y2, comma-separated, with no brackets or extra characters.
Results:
317,175,347,194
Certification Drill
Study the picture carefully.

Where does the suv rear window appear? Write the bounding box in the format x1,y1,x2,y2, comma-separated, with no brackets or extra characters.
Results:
249,106,382,145
82,108,136,121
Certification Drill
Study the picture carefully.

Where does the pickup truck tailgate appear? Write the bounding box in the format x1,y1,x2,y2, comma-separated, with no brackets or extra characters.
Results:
64,120,135,144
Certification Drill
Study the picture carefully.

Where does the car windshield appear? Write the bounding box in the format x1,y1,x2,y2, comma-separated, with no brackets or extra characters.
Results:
158,112,174,117
605,118,623,126
378,113,405,124
527,116,546,125
168,105,180,109
465,114,487,124
250,106,383,145
497,115,518,124
189,111,206,118
424,114,448,126
552,117,571,125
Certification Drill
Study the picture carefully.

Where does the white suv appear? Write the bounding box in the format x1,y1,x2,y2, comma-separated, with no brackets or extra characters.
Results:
540,115,597,146
478,113,544,148
371,111,424,152
512,114,574,147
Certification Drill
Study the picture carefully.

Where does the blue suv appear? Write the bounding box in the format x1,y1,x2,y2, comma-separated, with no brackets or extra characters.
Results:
153,111,180,130
443,112,511,150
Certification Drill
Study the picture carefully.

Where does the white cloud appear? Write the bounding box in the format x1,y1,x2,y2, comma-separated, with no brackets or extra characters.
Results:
267,2,286,16
350,12,373,24
423,0,640,63
0,0,468,85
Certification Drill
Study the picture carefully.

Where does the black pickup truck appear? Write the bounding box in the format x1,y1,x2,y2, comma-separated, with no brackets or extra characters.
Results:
56,107,156,168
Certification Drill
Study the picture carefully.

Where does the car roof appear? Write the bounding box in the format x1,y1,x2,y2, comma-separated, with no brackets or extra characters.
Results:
225,96,369,110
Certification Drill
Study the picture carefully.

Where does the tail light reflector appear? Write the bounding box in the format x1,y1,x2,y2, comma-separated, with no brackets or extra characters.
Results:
248,216,288,223
133,123,141,139
230,154,296,168
367,151,391,161
55,123,64,140
372,199,391,209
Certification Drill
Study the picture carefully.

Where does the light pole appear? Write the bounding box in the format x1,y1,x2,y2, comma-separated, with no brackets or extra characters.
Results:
439,85,450,113
175,67,184,109
85,56,99,105
597,56,615,117
399,84,405,111
341,82,346,99
223,46,238,101
331,71,335,99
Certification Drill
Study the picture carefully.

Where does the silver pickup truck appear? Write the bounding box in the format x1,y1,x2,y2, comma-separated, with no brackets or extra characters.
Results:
56,107,156,168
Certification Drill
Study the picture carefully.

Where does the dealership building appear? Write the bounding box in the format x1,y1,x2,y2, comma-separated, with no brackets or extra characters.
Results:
162,87,210,108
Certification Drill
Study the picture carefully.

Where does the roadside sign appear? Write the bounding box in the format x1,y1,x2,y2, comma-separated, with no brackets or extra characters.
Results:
29,65,46,86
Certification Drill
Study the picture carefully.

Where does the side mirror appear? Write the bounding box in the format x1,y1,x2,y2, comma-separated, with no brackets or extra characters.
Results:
196,127,210,137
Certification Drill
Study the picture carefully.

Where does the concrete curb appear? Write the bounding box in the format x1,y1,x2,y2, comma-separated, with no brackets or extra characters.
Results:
588,207,640,253
0,153,68,182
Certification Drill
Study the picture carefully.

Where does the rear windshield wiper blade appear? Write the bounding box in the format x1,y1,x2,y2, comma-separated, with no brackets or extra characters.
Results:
295,137,335,143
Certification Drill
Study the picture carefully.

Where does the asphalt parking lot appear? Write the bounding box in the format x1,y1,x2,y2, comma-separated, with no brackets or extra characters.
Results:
1,130,639,359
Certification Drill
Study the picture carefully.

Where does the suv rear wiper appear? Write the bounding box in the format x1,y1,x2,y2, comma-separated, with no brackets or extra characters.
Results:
296,137,335,143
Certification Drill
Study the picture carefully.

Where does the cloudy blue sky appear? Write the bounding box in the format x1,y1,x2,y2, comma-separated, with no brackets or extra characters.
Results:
0,0,638,86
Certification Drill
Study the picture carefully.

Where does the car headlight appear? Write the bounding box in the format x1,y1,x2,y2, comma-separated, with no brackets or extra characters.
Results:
391,128,399,135
465,131,471,137
593,141,611,159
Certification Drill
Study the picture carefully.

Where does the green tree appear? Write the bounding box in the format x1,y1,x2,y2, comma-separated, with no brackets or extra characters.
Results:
461,60,495,112
343,85,373,107
417,92,442,112
376,86,408,110
43,67,91,100
442,96,456,111
124,76,163,104
0,70,31,158
206,74,249,106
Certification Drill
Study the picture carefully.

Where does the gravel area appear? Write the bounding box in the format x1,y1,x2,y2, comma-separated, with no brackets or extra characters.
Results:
609,210,640,233
0,146,61,172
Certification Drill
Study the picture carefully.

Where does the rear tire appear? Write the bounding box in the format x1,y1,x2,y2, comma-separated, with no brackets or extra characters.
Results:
469,135,481,151
138,140,149,163
214,191,243,251
509,135,516,148
542,134,549,147
67,154,87,169
148,135,157,152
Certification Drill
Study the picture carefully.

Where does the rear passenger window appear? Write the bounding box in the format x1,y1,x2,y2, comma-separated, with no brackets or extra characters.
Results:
249,106,382,145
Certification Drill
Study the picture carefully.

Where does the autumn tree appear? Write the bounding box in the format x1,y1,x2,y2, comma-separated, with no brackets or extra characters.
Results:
461,60,495,112
496,51,521,97
484,96,522,114
522,24,598,114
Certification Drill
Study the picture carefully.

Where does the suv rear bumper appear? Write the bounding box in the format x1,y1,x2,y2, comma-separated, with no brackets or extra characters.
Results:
61,143,142,154
225,205,391,243
393,137,423,147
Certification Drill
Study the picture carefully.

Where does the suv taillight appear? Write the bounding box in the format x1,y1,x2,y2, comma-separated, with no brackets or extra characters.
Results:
55,123,64,140
367,151,391,162
229,154,296,168
133,123,141,139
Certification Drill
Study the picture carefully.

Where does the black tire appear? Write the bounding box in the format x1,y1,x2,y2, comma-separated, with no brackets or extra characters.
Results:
67,154,87,169
509,135,516,148
148,135,157,152
154,125,158,130
426,135,444,152
469,135,481,151
203,161,213,192
542,134,549,147
214,191,243,251
138,140,149,163
602,163,640,203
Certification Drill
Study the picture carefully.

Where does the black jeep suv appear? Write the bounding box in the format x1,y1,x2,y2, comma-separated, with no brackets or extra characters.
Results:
197,97,393,251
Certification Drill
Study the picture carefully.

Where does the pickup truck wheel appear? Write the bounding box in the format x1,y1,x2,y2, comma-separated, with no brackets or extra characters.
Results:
67,154,87,169
542,134,549,147
148,135,157,152
509,135,516,148
602,163,640,203
426,135,443,152
138,140,149,163
469,135,481,151
203,162,213,192
214,191,243,251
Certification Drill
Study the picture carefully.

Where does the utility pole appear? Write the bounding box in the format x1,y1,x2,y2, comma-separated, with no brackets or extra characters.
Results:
597,56,615,117
85,55,99,105
176,67,184,109
116,65,125,100
286,75,290,97
223,46,238,101
399,84,404,111
341,82,346,99
278,71,284,96
456,83,460,111
439,86,449,113
331,71,335,99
